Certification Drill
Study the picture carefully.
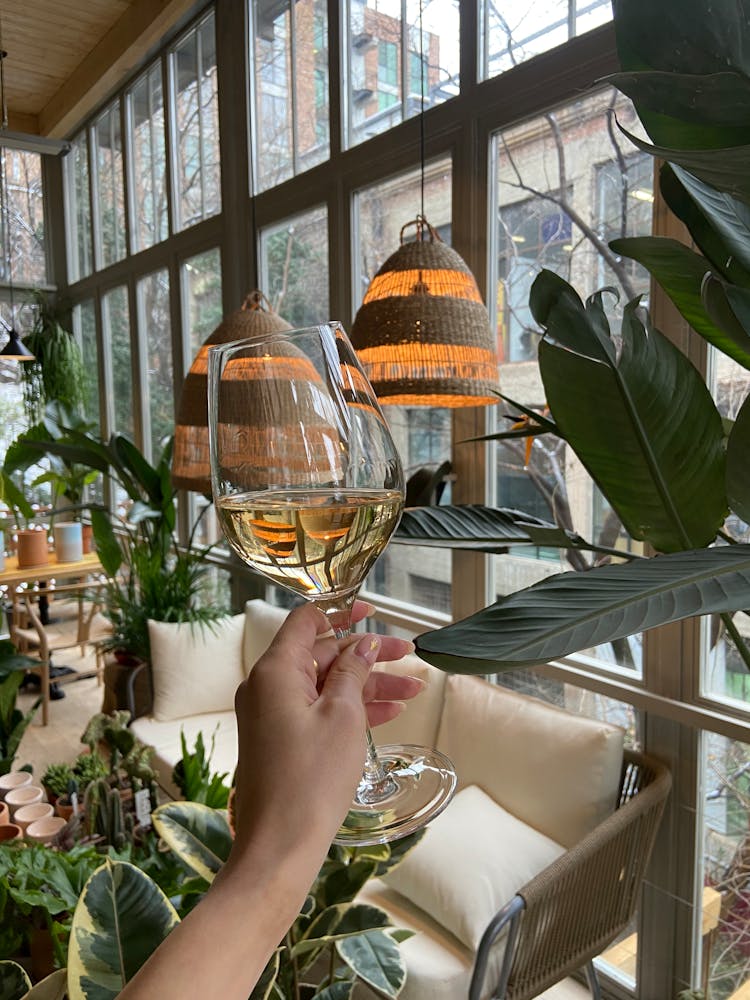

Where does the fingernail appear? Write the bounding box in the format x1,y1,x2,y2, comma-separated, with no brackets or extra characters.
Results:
407,675,427,689
355,634,381,665
394,701,407,714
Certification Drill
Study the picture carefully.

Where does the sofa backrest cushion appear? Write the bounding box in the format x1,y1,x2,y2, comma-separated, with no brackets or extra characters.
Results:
148,614,246,721
372,654,446,749
382,784,565,949
243,599,289,675
436,675,624,848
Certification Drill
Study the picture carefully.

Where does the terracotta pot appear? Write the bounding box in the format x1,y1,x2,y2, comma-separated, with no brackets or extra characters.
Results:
55,797,75,821
6,785,44,815
15,802,54,833
0,823,22,842
16,529,50,569
26,816,67,844
0,802,8,826
102,653,150,716
0,771,33,800
81,522,94,554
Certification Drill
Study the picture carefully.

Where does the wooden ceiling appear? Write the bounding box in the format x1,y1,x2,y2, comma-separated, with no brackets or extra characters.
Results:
1,0,202,139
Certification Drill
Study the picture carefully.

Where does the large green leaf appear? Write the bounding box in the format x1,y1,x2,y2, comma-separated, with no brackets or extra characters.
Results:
727,395,750,523
152,801,232,883
337,930,405,998
609,237,750,369
533,274,727,551
0,960,31,1000
414,545,750,673
617,123,750,205
67,860,179,1000
23,968,68,999
605,71,750,151
612,0,750,79
394,505,612,557
91,509,122,578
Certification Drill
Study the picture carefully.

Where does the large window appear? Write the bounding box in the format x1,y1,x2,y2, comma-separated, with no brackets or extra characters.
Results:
55,4,750,994
344,0,460,148
171,12,220,230
252,0,330,192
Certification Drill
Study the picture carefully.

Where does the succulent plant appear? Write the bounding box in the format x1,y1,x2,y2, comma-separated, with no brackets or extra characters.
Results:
41,762,76,799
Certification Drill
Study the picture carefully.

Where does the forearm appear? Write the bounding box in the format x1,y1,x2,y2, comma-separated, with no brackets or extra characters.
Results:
118,839,322,1000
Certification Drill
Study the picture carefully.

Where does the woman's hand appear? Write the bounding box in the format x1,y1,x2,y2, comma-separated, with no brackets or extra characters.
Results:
229,600,424,867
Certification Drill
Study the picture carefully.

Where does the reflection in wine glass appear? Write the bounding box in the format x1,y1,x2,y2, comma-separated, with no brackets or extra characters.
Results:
207,322,456,845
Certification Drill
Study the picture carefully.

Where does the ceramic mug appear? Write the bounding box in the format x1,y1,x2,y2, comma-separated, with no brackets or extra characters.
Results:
14,801,54,833
5,785,44,815
0,771,33,801
0,824,21,842
26,816,66,844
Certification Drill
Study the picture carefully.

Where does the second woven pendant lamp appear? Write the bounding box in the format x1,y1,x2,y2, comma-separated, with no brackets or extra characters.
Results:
350,216,499,407
172,290,292,493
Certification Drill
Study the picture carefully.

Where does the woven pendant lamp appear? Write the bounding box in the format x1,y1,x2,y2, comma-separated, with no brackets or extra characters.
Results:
351,216,499,407
172,290,292,493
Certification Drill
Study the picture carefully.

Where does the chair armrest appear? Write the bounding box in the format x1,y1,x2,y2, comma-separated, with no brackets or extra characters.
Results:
125,660,154,721
470,750,671,1000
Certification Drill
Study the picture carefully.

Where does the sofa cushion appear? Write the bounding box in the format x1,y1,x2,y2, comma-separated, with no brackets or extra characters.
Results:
436,675,624,848
149,614,245,722
243,599,289,675
130,710,238,798
381,784,564,950
372,653,446,750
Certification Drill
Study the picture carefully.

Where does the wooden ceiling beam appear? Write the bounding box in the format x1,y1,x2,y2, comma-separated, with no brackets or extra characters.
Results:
38,0,202,139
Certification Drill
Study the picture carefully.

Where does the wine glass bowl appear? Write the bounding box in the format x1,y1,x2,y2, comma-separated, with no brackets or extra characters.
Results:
208,321,456,844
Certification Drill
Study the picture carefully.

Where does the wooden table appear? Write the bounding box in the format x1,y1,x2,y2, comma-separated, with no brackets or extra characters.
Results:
0,551,104,591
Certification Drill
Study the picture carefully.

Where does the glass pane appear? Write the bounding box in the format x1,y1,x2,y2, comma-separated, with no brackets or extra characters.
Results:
354,158,452,614
171,11,221,230
65,132,92,282
490,87,652,675
94,101,127,267
73,300,100,429
182,247,223,359
253,0,330,192
181,247,224,548
137,269,173,459
129,64,168,251
345,0,460,149
481,0,612,80
102,286,133,439
259,205,329,326
702,353,750,707
701,731,750,998
1,150,46,285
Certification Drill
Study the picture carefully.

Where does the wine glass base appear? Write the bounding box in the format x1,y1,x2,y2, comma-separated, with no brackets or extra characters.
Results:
333,744,457,846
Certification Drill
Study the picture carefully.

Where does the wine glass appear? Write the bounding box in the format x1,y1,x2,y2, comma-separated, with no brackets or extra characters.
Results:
207,321,456,845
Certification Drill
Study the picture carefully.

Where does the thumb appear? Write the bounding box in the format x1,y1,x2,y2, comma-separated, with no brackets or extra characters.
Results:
321,633,382,703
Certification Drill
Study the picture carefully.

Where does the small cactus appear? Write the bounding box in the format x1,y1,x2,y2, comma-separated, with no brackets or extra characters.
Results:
84,777,126,849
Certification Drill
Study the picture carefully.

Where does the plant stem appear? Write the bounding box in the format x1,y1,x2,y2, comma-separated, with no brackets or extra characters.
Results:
45,909,66,970
328,942,336,986
721,612,750,673
287,931,299,999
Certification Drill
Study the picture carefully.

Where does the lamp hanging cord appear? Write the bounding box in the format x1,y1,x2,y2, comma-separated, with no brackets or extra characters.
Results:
419,0,425,222
0,9,7,130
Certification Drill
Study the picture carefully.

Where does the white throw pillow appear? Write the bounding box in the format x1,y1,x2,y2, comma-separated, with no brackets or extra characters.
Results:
382,785,565,951
437,675,624,848
149,615,245,722
243,599,289,676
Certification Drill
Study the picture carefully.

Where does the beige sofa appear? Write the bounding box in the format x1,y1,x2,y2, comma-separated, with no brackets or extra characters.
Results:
130,599,626,999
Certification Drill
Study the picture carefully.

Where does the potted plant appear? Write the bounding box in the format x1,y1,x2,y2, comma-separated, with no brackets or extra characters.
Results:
18,291,85,427
394,0,750,678
0,640,39,776
40,763,75,806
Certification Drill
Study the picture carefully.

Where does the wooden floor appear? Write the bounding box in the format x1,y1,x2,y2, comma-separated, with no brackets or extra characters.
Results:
12,601,109,777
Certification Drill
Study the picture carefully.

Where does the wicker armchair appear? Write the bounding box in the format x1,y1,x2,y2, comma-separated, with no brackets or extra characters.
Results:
469,749,672,1000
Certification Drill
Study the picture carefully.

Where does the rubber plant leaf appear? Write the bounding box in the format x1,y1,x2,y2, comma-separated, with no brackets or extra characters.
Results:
534,273,727,552
0,960,31,1000
67,860,179,1000
609,237,750,370
152,801,233,883
23,968,68,999
414,545,750,673
337,929,405,998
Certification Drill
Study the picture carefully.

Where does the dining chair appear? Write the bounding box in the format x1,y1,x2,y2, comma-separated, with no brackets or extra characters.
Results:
468,749,672,1000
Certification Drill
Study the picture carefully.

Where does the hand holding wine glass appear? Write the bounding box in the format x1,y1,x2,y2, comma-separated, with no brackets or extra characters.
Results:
208,321,456,844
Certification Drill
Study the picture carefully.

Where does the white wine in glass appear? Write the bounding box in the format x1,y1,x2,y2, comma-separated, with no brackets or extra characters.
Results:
207,321,456,845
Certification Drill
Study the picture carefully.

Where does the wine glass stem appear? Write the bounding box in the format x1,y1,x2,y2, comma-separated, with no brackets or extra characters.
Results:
323,603,394,796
